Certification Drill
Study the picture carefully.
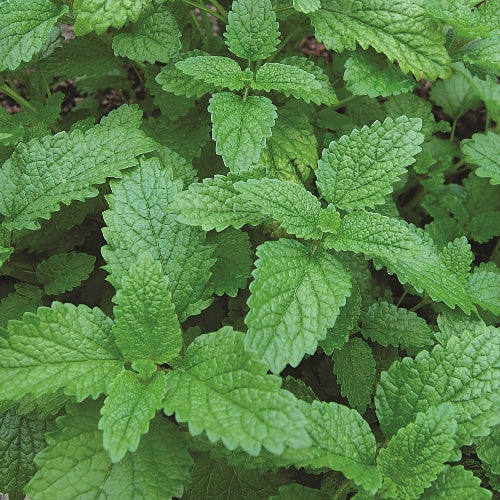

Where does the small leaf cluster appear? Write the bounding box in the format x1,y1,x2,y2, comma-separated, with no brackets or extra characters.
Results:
0,0,499,498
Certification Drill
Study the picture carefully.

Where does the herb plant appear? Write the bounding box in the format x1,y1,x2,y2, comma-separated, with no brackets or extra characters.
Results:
0,0,499,498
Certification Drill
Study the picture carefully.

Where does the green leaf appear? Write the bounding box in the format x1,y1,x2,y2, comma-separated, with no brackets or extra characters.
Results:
310,0,450,80
462,132,500,185
375,323,500,445
102,157,215,322
462,37,500,76
467,211,500,243
328,211,475,313
235,178,323,239
332,338,375,414
466,267,500,315
73,0,152,35
155,50,216,99
0,407,55,500
176,56,246,90
344,50,416,98
163,327,311,455
207,228,253,297
270,484,328,499
168,173,268,232
245,239,352,374
254,63,323,102
112,4,181,63
0,284,43,329
224,0,280,61
476,424,500,482
293,0,321,14
276,401,382,494
420,465,492,500
36,252,96,295
259,100,318,182
316,116,423,210
26,400,192,499
362,301,434,349
99,371,166,463
112,252,182,364
0,104,155,231
209,92,277,173
0,302,123,402
0,0,68,71
377,403,457,500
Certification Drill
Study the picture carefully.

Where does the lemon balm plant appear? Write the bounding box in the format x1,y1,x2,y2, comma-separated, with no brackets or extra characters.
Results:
0,0,499,498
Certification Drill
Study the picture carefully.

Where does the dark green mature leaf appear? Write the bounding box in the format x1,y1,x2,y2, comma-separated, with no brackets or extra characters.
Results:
245,239,351,373
476,423,500,491
462,132,500,185
164,327,311,456
466,266,500,316
0,284,43,329
270,484,328,499
26,400,192,498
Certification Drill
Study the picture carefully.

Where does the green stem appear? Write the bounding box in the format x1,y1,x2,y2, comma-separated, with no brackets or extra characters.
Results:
183,0,227,23
333,94,359,110
409,296,429,312
243,86,249,101
199,8,214,47
453,157,467,172
209,0,228,20
190,10,205,40
0,82,39,114
267,26,302,63
396,290,408,307
332,478,351,500
450,117,458,142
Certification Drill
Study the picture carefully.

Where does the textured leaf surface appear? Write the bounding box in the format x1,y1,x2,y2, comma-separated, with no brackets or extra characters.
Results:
0,303,122,402
316,116,423,210
420,465,492,499
209,92,277,172
99,371,166,463
462,37,500,75
245,239,351,373
466,269,500,316
176,56,246,90
309,0,451,80
377,404,457,499
476,424,500,479
207,228,253,297
224,0,280,61
362,301,434,348
112,252,182,364
0,105,155,231
235,178,323,239
36,252,96,295
0,0,67,71
344,50,416,98
26,400,192,499
293,0,320,13
73,0,152,35
112,4,181,63
102,157,215,321
163,327,311,455
0,284,42,329
332,338,375,414
328,211,474,312
254,63,323,102
276,401,381,493
462,132,500,185
0,407,55,500
270,484,327,499
168,173,268,231
375,323,500,445
440,236,473,284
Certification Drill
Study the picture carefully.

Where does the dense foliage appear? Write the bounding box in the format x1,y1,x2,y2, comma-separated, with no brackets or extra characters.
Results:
0,0,499,498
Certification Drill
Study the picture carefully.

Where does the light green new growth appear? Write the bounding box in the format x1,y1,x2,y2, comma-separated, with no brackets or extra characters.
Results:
168,173,269,232
0,303,123,402
316,116,423,210
362,301,434,348
112,5,181,64
0,0,68,71
176,56,246,90
309,0,451,80
376,323,500,445
466,267,500,315
0,104,155,231
254,63,323,102
99,371,167,463
26,400,192,499
377,404,457,499
276,400,381,493
163,327,311,456
328,211,475,312
344,51,416,98
439,236,473,284
36,252,96,295
224,0,280,61
332,338,376,414
461,132,500,185
209,92,277,172
245,239,351,374
462,37,500,75
235,178,323,239
73,0,152,35
293,0,321,14
102,157,215,322
111,252,182,364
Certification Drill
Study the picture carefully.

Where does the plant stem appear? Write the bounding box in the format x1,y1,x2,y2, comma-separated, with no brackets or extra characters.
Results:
0,82,39,115
190,10,205,41
450,117,458,142
409,296,428,312
396,290,408,307
332,478,351,500
267,26,302,63
209,0,228,20
183,0,227,23
333,94,359,110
